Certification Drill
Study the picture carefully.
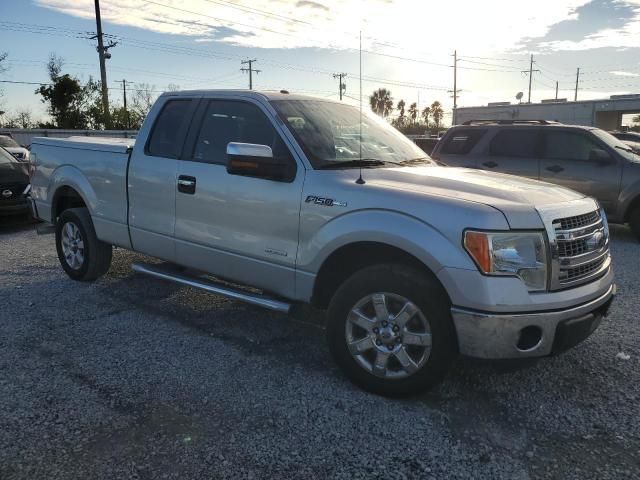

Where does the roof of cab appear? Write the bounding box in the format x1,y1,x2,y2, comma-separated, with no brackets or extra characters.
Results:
158,89,341,103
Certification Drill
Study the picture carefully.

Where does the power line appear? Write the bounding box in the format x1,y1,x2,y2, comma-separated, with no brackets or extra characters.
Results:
240,59,260,90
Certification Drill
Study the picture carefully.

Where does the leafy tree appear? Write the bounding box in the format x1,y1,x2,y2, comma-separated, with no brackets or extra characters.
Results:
369,88,394,117
408,102,418,124
421,106,431,125
36,54,102,129
111,105,143,130
430,101,444,129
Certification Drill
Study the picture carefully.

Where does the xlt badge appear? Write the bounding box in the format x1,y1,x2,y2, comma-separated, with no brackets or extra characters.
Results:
305,195,347,207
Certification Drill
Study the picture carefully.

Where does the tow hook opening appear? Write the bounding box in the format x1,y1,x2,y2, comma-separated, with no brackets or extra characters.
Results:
517,326,543,351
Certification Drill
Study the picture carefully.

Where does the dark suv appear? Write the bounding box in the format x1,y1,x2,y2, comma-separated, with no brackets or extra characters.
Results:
0,146,30,217
431,120,640,240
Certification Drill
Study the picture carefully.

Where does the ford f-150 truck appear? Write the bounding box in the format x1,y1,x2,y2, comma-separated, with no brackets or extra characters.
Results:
29,90,615,396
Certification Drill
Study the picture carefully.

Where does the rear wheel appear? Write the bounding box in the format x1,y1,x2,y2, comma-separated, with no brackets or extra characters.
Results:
55,208,112,281
326,264,457,397
629,204,640,241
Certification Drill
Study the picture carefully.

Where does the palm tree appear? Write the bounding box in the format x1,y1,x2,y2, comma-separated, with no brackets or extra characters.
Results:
408,102,418,124
431,101,444,129
396,99,406,126
369,88,394,117
421,106,431,125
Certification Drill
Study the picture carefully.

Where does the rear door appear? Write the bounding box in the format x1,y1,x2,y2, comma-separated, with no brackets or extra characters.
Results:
128,96,199,262
539,129,621,214
435,128,486,168
173,98,303,299
476,128,542,179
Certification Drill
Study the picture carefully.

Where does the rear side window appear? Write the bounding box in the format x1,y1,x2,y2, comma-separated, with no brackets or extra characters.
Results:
147,100,193,158
441,129,486,154
489,129,540,158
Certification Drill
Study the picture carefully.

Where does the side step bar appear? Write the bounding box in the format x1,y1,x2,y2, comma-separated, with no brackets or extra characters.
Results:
131,262,291,314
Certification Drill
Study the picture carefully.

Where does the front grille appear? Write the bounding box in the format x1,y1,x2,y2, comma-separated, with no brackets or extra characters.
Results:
552,209,610,288
554,211,600,231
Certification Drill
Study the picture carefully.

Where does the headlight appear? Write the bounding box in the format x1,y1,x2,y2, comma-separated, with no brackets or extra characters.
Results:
464,231,548,291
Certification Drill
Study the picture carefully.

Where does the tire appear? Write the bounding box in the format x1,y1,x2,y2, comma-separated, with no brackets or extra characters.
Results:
326,264,457,397
55,207,112,281
629,204,640,241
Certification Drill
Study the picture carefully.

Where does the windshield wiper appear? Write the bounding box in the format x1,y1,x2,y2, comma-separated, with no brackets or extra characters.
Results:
400,157,432,165
316,159,399,169
615,145,636,154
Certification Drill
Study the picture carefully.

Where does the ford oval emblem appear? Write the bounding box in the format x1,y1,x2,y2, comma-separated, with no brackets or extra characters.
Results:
586,231,604,250
1,189,12,198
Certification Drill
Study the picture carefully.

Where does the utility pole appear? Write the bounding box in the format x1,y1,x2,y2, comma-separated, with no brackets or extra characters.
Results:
521,54,540,104
241,59,261,90
448,50,461,125
116,79,130,129
555,81,559,100
93,0,116,129
333,73,347,100
574,67,580,101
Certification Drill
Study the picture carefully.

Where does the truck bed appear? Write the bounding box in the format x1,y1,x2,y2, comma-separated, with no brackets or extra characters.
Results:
30,136,136,249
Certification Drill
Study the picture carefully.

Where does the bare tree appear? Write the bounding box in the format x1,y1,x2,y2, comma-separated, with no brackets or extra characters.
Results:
12,109,34,129
131,83,157,121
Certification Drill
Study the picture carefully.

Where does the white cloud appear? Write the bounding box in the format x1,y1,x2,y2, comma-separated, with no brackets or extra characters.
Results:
610,70,640,77
36,0,592,54
539,0,640,51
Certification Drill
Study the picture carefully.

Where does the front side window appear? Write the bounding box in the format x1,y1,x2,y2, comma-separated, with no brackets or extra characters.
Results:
147,99,192,158
489,129,540,158
191,101,291,165
544,131,602,161
270,100,430,169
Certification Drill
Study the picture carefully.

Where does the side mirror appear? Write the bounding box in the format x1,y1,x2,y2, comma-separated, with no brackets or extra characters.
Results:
589,148,612,164
226,142,295,182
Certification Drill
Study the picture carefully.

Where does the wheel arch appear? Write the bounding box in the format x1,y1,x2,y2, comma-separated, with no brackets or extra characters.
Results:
51,185,88,223
311,241,451,309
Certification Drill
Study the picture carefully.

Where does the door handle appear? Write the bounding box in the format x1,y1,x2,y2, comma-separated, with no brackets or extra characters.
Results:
178,175,196,194
546,165,564,173
482,161,498,168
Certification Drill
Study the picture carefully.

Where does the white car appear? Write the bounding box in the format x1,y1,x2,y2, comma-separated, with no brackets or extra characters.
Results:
0,135,30,163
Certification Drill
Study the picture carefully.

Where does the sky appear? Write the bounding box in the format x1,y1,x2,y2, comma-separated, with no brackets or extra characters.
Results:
1,0,640,124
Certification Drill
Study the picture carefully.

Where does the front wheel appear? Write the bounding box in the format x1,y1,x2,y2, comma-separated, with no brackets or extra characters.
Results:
55,208,112,281
326,264,457,397
629,204,640,241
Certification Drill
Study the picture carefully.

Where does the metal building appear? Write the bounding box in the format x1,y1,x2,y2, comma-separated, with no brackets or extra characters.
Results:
454,94,640,130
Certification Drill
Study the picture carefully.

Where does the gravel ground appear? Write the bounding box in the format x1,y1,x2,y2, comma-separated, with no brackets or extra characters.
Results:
0,217,638,479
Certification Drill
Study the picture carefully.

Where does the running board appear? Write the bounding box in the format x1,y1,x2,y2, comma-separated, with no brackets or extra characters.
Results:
131,262,291,314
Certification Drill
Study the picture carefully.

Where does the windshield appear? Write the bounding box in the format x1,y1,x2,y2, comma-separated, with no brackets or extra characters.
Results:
592,129,640,163
270,100,431,169
0,147,16,164
0,136,19,148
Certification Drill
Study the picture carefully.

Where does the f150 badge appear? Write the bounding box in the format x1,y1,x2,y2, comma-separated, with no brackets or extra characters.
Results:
305,195,347,207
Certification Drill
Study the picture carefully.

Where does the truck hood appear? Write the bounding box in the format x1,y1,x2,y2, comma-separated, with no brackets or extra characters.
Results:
361,166,589,228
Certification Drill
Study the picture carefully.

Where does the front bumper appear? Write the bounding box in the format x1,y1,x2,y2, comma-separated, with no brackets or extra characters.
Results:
451,283,616,359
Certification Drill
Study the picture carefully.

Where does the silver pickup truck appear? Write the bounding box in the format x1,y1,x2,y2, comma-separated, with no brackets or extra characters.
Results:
29,90,615,396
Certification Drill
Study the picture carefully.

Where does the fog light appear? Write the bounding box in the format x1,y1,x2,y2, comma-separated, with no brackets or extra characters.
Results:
517,326,543,351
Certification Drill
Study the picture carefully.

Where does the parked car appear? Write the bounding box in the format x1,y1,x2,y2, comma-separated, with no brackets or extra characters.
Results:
0,134,30,163
432,120,640,240
29,92,615,396
0,146,30,217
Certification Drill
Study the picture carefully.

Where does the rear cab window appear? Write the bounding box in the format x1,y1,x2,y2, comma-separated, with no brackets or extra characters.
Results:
440,129,486,155
146,99,196,159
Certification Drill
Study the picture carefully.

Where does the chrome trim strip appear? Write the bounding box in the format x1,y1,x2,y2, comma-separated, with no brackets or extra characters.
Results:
132,262,291,313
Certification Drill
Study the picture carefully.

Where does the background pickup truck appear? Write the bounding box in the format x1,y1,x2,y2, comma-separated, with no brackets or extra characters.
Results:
29,90,615,396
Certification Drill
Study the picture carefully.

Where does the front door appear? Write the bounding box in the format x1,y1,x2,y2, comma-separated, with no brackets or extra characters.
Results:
539,129,621,215
174,98,303,299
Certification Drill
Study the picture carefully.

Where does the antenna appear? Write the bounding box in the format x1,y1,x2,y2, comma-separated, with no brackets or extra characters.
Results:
356,30,365,185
